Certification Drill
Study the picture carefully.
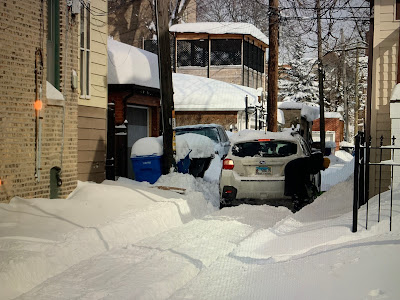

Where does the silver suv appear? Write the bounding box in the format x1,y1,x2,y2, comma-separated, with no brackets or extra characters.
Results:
219,130,321,208
175,124,231,159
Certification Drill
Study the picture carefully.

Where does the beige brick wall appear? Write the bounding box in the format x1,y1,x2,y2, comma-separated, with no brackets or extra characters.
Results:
0,0,79,202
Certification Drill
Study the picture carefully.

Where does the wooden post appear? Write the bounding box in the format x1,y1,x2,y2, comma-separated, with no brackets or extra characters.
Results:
267,0,279,132
354,43,359,136
341,29,349,141
155,0,175,174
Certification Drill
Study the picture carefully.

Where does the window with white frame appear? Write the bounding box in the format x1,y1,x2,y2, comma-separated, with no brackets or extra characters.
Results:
80,1,90,98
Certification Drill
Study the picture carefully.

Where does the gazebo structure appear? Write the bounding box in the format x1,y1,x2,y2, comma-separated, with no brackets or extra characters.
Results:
169,22,269,91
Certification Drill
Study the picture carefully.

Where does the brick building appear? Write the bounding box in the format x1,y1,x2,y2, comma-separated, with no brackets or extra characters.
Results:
0,0,108,203
312,113,344,151
107,39,160,179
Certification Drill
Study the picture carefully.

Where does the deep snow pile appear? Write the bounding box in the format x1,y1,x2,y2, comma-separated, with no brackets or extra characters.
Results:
0,178,217,299
321,150,354,191
1,151,399,299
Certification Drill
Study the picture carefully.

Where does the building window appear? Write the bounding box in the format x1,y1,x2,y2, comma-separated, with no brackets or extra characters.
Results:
211,39,241,66
243,40,265,73
397,0,400,20
177,40,209,67
47,0,60,89
80,2,90,98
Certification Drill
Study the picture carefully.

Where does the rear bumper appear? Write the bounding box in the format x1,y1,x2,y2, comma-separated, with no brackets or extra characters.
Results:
220,170,288,200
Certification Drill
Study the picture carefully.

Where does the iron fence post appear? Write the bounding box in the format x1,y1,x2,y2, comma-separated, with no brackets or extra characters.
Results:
353,133,361,232
378,135,383,222
360,132,365,206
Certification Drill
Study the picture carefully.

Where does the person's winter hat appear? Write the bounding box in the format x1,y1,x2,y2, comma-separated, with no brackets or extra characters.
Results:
323,157,330,170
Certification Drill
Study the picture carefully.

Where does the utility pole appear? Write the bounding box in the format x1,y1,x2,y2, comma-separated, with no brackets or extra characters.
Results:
354,43,360,136
341,29,349,141
267,0,279,132
155,0,175,174
316,0,325,153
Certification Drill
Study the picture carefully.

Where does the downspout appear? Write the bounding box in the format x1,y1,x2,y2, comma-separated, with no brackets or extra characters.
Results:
35,49,44,182
54,0,60,90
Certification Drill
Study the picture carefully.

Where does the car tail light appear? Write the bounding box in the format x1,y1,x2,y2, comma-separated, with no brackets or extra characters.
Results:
223,159,234,170
258,139,272,141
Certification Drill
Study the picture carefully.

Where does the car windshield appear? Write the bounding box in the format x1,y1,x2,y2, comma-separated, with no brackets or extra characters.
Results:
232,140,298,157
175,127,219,143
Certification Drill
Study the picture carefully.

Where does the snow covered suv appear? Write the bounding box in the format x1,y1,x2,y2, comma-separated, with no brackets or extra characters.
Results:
219,130,321,208
175,124,231,158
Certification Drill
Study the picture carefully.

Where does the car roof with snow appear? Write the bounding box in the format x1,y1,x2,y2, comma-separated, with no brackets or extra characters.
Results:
230,130,301,144
175,124,223,130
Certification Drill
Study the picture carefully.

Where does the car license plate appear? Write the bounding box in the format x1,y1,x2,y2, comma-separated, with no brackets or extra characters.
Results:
256,166,271,175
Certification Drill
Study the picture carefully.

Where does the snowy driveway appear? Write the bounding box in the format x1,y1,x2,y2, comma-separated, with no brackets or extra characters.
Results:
1,151,400,299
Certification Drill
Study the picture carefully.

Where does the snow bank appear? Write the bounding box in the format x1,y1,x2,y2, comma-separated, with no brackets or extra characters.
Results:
321,151,354,191
203,154,222,183
0,179,217,299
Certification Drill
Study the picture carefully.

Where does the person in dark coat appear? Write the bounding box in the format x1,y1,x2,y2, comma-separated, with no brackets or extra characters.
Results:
284,152,330,210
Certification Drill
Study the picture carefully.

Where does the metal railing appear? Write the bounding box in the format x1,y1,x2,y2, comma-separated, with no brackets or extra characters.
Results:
353,132,399,232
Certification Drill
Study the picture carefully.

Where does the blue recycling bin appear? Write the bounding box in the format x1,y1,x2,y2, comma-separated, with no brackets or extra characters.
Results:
177,153,191,174
131,155,162,184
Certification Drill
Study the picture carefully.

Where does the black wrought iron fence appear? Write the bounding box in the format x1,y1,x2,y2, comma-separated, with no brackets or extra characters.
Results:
353,132,399,232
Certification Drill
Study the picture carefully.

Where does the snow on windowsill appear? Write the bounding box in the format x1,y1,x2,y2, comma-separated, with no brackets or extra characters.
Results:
46,81,65,107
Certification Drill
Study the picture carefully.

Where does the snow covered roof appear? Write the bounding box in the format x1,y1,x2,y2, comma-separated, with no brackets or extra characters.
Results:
108,38,160,89
169,22,269,46
325,112,344,120
107,39,269,113
173,73,259,111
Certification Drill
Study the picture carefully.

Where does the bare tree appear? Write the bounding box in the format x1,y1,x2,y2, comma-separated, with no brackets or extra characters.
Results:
108,0,193,47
